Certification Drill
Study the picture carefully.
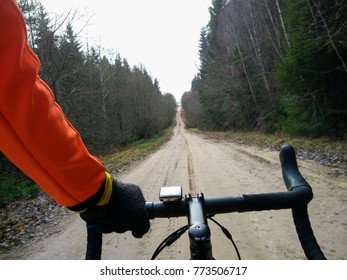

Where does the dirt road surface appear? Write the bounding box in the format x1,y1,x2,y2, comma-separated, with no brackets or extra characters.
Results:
6,110,347,259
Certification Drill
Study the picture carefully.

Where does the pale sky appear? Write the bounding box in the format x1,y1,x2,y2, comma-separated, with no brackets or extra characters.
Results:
39,0,212,102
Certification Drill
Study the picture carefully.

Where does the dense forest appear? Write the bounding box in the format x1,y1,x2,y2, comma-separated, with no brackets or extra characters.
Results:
182,0,347,138
1,0,177,180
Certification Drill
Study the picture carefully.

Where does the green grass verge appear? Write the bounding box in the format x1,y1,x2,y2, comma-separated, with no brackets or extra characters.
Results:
0,173,39,207
0,127,173,207
101,127,174,174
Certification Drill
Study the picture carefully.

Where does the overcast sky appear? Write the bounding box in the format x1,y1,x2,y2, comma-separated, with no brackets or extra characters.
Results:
39,0,212,102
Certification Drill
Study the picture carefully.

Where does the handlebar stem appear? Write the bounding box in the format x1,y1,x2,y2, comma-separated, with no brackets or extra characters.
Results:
186,193,213,260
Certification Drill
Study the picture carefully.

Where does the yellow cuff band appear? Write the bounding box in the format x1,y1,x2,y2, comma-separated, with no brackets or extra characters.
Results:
76,208,88,214
97,172,113,206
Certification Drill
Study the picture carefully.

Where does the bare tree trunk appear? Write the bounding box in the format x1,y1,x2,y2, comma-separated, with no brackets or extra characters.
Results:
245,0,273,103
309,0,347,72
305,0,320,36
276,0,291,48
98,47,110,144
263,0,285,60
231,19,259,108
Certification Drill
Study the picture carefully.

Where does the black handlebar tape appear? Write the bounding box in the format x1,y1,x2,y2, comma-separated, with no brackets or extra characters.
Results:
292,206,326,260
280,145,326,260
85,223,102,260
241,145,313,212
280,144,310,191
242,188,312,212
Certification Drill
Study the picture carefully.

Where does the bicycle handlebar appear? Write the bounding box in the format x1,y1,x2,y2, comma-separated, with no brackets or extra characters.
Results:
280,145,326,260
85,144,326,260
280,144,310,191
146,145,313,216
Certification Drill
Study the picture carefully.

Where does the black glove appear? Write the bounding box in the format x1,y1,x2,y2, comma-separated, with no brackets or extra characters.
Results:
78,178,150,238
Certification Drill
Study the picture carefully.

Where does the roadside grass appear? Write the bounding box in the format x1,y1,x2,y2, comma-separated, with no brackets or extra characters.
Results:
101,127,174,174
0,127,174,207
0,173,39,207
189,129,347,163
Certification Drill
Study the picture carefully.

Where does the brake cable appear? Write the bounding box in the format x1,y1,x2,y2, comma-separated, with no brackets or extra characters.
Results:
151,224,189,260
151,218,241,260
208,216,241,260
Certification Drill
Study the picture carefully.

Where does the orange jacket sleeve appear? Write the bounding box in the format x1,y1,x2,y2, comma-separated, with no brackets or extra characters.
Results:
0,0,105,207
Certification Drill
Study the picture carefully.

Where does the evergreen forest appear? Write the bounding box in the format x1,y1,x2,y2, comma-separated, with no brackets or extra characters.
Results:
182,0,347,139
1,0,177,184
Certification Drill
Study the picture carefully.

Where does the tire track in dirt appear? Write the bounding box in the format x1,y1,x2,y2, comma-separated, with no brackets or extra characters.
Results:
186,141,196,193
183,135,196,193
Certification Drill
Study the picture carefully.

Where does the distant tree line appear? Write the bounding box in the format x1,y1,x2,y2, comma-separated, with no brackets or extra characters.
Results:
19,0,177,150
1,0,176,178
182,0,346,138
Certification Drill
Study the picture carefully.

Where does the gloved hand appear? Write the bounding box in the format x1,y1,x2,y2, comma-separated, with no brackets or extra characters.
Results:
75,173,150,238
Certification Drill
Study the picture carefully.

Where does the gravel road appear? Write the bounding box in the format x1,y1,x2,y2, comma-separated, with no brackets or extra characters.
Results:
4,109,346,260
